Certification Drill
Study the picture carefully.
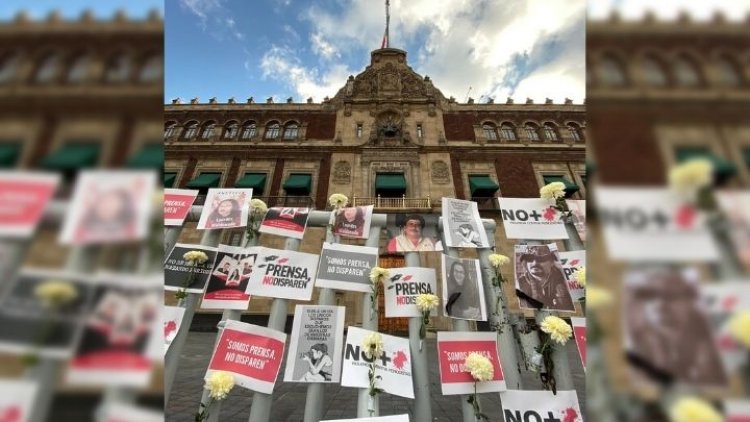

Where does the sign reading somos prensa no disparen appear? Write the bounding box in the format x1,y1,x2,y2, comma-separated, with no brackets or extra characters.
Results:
245,247,319,301
315,243,378,293
383,267,437,318
436,331,506,395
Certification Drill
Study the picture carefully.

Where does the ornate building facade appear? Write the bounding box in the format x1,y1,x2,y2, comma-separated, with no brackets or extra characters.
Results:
165,47,586,329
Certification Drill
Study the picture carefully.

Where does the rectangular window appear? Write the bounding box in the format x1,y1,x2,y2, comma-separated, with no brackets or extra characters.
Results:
416,124,423,138
356,124,363,138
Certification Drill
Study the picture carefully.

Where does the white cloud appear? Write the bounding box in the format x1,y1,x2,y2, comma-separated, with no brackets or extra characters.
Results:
311,33,339,59
179,0,244,41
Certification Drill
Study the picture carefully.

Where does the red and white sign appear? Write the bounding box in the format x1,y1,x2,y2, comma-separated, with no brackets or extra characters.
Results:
571,317,586,370
205,320,286,394
499,390,582,422
163,306,186,356
436,331,506,395
383,267,437,318
497,197,569,240
0,379,37,422
0,172,59,238
259,207,310,239
101,403,163,422
245,247,319,301
164,188,198,226
701,282,750,373
566,199,586,243
560,250,586,302
196,188,253,230
726,400,750,422
201,245,259,310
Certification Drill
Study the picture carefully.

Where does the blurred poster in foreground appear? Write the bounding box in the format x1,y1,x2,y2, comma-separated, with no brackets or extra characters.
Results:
0,172,59,238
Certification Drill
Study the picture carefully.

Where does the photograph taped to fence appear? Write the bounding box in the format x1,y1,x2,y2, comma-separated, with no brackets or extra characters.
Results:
259,206,311,239
442,197,489,248
514,243,575,312
441,254,487,321
196,188,253,230
202,245,260,309
385,213,441,253
333,205,373,239
163,243,218,294
284,305,345,383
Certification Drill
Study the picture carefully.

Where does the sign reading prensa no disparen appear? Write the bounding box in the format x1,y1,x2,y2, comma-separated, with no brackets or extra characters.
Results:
245,247,319,301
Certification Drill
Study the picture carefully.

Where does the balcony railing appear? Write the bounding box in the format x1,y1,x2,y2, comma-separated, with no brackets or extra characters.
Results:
351,195,432,209
472,197,500,210
194,195,313,208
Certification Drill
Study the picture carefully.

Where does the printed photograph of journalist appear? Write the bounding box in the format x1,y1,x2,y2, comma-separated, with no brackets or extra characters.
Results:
386,214,436,253
515,245,575,312
442,255,486,321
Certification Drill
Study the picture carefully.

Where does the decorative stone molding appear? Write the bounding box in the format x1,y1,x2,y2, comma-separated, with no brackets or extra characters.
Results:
431,160,450,184
332,161,351,184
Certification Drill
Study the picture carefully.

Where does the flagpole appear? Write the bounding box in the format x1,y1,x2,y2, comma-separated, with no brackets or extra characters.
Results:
385,0,389,48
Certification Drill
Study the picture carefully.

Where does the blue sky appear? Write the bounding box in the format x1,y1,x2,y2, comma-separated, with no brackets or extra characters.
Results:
0,1,162,20
166,0,587,105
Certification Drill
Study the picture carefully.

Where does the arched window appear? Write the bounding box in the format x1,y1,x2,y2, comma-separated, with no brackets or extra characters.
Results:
265,122,280,139
35,53,61,83
524,123,540,141
240,121,257,139
66,54,91,83
104,53,132,83
597,54,626,86
642,55,667,87
164,121,177,139
482,123,498,141
715,56,741,86
543,123,559,141
500,123,517,141
567,123,583,142
283,122,299,140
0,52,21,84
223,121,239,139
200,121,216,140
673,56,701,87
182,121,199,140
139,54,162,82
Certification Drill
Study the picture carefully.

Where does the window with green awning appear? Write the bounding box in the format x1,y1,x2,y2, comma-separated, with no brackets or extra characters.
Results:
468,175,499,197
542,175,580,198
235,172,267,195
186,172,221,189
282,173,312,195
164,172,176,188
675,146,737,183
126,143,163,169
0,143,20,167
375,173,406,197
40,142,99,170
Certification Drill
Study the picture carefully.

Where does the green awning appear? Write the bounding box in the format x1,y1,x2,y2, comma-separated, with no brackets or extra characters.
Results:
164,173,176,188
283,174,311,194
235,173,266,193
0,144,20,167
375,173,406,192
126,143,163,169
675,147,737,183
186,173,221,188
585,160,596,176
40,143,99,170
543,175,580,198
469,175,499,197
744,148,750,168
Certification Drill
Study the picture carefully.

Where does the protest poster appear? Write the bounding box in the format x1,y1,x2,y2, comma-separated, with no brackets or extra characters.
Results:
595,187,719,261
322,416,409,422
201,245,260,309
101,403,163,422
442,198,489,248
315,243,378,293
571,317,586,370
245,247,319,301
436,331,506,395
559,250,586,302
623,267,728,388
700,282,750,373
566,199,586,242
60,170,155,245
196,188,253,230
259,207,311,239
0,379,38,422
715,191,750,267
383,267,437,318
441,254,486,321
333,205,374,239
163,243,218,294
499,390,582,422
384,214,441,254
284,305,345,383
496,197,569,240
163,306,185,356
66,276,160,387
514,244,575,312
164,188,198,226
341,327,414,399
726,400,750,422
0,171,59,238
0,269,94,359
205,320,286,394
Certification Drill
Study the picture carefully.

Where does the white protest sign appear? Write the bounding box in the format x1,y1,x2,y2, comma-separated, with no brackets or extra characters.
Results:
559,250,586,302
284,305,345,383
196,188,252,230
0,379,38,422
322,416,409,422
499,390,582,422
163,306,186,356
341,327,414,399
383,267,437,318
497,197,569,240
442,198,489,248
315,243,378,293
245,247,318,301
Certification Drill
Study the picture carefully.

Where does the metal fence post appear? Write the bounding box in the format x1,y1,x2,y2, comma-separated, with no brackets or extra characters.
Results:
247,236,300,422
164,226,182,256
405,251,432,422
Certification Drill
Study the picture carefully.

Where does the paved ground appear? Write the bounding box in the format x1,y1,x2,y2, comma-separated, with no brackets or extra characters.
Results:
166,331,585,421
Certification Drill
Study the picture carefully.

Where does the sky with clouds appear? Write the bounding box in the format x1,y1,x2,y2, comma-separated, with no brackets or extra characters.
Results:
166,0,587,105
